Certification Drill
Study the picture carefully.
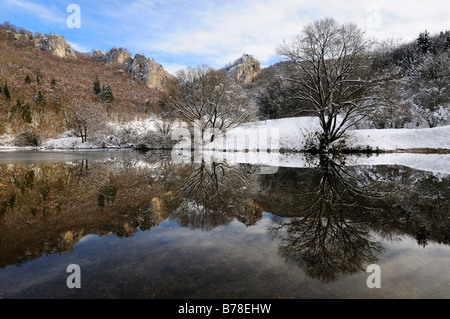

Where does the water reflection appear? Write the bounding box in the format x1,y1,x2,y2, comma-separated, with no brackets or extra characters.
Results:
266,154,390,282
0,155,169,268
170,160,262,230
261,154,449,282
0,151,448,297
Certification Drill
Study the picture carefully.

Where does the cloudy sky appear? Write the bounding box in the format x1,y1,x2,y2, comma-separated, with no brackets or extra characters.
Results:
0,0,448,74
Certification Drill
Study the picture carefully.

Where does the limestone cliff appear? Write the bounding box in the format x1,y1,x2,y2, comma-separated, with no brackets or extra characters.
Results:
225,54,261,85
129,54,176,91
97,48,176,91
34,33,77,58
102,47,134,67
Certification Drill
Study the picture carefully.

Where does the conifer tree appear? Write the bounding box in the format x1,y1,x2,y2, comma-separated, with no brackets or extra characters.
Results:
417,30,432,54
93,75,101,95
13,98,21,117
3,82,11,100
102,83,114,104
445,32,450,49
34,90,46,110
25,74,31,84
50,78,56,89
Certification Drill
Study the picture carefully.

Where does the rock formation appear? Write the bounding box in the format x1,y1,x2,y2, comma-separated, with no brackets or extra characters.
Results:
102,47,133,67
129,54,176,91
96,48,176,91
33,33,77,58
225,54,261,85
2,26,174,91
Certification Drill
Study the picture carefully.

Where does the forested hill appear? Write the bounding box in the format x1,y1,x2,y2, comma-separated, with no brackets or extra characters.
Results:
252,30,450,129
0,23,164,144
0,21,449,149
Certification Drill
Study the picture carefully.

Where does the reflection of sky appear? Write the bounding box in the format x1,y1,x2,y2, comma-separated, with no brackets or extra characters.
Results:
1,214,449,298
0,150,139,164
375,235,450,298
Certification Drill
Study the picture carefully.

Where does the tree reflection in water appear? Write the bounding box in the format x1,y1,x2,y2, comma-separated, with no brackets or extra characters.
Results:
267,154,398,282
0,151,448,288
170,160,263,230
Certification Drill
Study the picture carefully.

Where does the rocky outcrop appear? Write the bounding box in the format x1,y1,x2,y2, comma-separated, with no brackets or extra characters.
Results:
34,33,77,58
96,48,176,91
225,54,261,85
3,25,174,91
129,54,175,91
1,29,76,58
102,47,133,67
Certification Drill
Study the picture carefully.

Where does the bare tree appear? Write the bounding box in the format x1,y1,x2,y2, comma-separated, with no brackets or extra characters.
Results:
277,18,389,152
168,65,256,143
63,100,106,143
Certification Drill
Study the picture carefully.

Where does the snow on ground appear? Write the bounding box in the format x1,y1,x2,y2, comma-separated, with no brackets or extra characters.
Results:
42,136,96,149
351,125,450,151
1,116,449,156
204,117,450,152
199,117,450,175
204,117,319,151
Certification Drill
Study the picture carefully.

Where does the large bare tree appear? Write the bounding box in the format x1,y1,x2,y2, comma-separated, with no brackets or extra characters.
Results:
277,18,388,152
167,65,256,143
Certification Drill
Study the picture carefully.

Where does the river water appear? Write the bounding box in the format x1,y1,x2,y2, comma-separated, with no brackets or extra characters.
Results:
0,150,448,299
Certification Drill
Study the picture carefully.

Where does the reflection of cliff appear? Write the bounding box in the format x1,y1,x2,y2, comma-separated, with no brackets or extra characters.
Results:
0,157,264,269
260,155,450,282
1,153,447,276
0,160,171,268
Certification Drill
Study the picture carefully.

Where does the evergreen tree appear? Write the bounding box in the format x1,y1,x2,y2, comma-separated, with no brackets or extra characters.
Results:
34,90,46,110
93,75,101,95
102,83,114,104
417,30,432,54
50,78,56,89
445,31,450,50
13,98,32,123
3,82,11,100
25,74,31,84
36,73,41,85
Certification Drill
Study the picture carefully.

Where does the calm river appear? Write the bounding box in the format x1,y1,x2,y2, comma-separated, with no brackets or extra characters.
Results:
0,150,448,299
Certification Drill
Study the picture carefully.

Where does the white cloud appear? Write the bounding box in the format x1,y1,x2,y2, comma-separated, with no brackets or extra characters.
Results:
163,63,190,76
5,0,66,25
117,0,449,68
6,0,447,70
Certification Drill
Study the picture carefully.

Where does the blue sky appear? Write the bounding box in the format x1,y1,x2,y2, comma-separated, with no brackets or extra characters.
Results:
1,0,449,75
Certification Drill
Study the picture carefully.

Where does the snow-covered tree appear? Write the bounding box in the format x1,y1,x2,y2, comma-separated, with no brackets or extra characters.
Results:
403,45,450,127
417,30,432,54
63,100,106,143
168,65,256,143
277,18,389,152
101,83,114,104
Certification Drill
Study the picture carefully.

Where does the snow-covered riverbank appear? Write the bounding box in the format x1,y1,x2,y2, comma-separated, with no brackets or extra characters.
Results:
1,117,449,153
204,117,450,152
